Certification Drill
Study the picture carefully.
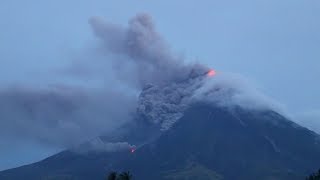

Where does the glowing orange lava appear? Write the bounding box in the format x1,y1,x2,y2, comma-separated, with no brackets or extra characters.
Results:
207,69,216,77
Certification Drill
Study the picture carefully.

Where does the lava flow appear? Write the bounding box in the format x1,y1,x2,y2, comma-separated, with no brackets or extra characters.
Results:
207,69,216,77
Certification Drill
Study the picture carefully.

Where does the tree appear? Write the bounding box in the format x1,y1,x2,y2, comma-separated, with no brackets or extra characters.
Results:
107,171,117,180
118,171,132,180
106,171,132,180
306,169,320,180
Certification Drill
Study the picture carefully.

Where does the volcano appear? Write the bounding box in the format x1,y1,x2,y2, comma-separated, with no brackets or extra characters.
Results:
1,12,319,180
1,78,320,180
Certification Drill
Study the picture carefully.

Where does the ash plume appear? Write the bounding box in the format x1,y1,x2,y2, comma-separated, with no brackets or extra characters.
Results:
89,13,208,88
0,13,209,150
0,13,289,152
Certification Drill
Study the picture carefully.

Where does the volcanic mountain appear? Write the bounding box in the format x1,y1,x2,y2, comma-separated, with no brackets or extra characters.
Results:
1,71,320,180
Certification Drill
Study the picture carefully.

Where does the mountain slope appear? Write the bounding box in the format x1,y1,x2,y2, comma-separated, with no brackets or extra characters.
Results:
1,103,319,180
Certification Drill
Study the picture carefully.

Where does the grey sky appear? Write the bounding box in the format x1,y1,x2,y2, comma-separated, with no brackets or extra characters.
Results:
0,0,319,170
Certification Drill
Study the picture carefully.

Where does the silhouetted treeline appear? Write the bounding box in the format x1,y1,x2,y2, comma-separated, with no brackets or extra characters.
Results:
306,169,320,180
107,171,132,180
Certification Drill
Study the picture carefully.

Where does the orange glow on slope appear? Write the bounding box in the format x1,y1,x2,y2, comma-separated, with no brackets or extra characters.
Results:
207,69,216,77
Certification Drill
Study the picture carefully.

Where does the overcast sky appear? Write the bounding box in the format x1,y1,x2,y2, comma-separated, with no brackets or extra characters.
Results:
0,0,319,170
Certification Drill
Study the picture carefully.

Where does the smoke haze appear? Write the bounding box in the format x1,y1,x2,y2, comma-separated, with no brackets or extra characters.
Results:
0,85,136,148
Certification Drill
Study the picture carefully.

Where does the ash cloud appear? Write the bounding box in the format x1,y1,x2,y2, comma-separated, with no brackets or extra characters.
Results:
0,13,297,152
89,13,208,88
87,13,284,119
0,86,136,148
1,13,208,151
136,71,287,130
191,73,286,112
73,137,135,153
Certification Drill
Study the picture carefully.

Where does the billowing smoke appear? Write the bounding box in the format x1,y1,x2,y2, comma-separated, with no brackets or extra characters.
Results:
73,137,135,153
1,13,207,151
0,86,136,148
137,72,206,130
136,71,287,130
89,13,208,88
88,13,284,122
191,73,286,112
0,13,291,152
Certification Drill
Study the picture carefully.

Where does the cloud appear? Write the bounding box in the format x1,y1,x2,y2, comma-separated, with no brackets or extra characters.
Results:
192,72,286,112
88,13,208,88
87,13,286,122
0,12,301,152
72,137,135,153
136,71,288,130
1,13,206,150
0,86,136,148
294,110,320,134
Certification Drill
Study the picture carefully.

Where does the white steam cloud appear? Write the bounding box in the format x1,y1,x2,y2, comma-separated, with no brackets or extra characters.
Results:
192,73,286,112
